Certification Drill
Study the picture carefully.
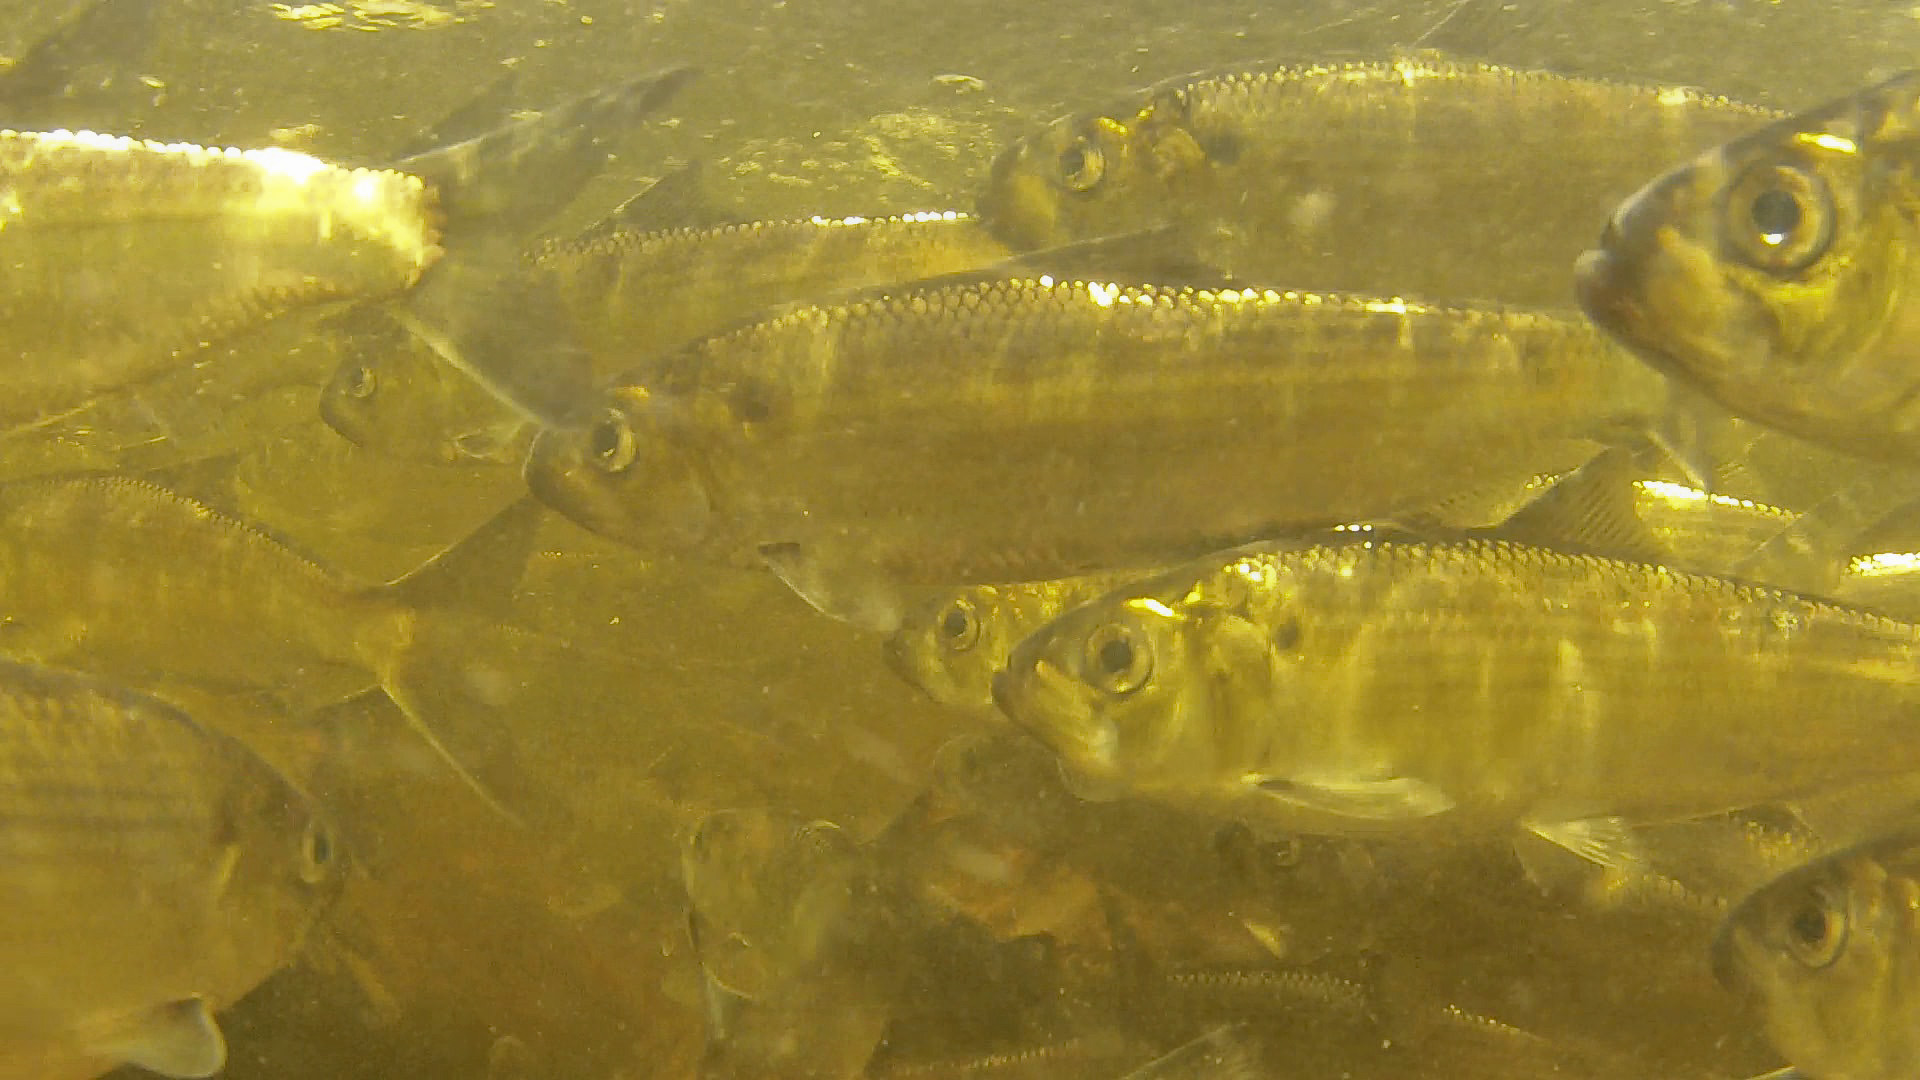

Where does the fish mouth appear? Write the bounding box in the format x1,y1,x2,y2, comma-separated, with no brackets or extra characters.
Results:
992,659,1114,772
522,426,589,520
1574,242,1688,375
1573,245,1639,338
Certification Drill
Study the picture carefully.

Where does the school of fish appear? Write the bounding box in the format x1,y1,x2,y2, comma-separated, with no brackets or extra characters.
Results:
14,2,1920,1077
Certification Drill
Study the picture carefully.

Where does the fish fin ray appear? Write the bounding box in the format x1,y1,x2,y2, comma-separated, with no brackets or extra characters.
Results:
384,494,546,618
1525,815,1644,871
758,542,906,632
1252,774,1455,821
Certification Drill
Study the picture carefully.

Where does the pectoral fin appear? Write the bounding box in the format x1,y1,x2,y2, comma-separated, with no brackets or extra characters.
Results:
1253,774,1455,822
758,542,906,633
87,998,226,1079
1525,815,1644,871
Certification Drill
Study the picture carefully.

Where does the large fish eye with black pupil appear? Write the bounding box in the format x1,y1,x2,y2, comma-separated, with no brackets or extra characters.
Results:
1082,620,1152,696
1057,133,1106,193
587,409,638,474
938,597,981,652
299,817,338,885
1722,160,1835,274
1779,882,1849,969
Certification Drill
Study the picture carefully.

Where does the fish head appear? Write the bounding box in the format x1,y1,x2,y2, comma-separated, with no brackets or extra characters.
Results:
681,810,874,994
1577,72,1920,455
992,578,1283,804
523,381,714,551
884,585,1017,708
203,742,347,1005
980,91,1198,250
318,308,531,466
1716,838,1920,1078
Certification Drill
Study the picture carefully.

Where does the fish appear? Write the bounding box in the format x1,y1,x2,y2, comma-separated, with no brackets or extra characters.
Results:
525,281,1675,629
681,809,898,1080
980,52,1779,309
926,729,1374,968
887,570,1142,708
0,476,544,816
1716,829,1920,1080
1575,69,1920,464
0,659,342,1080
324,210,1012,466
989,536,1920,864
0,65,694,482
0,129,440,435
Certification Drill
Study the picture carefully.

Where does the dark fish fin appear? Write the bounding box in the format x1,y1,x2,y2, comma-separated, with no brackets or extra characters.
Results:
1117,1024,1263,1080
398,65,698,237
86,997,227,1079
0,0,158,118
379,665,528,828
576,159,714,241
1496,449,1668,564
759,541,908,632
385,493,546,617
391,235,599,426
389,67,524,160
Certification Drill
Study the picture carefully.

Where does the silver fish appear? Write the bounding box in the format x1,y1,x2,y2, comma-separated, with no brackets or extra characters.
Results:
991,536,1920,863
527,281,1672,627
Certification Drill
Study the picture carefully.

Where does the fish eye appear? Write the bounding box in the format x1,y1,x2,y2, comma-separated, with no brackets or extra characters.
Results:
937,598,981,652
1779,882,1849,969
587,410,638,474
1082,620,1152,696
341,365,378,400
1723,161,1835,274
299,818,337,885
1057,135,1106,193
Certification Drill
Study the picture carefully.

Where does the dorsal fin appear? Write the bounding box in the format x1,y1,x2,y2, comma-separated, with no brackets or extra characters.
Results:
398,65,698,237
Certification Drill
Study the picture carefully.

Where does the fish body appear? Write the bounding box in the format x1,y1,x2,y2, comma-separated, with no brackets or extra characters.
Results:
982,54,1779,308
0,659,340,1079
0,476,405,695
1575,70,1920,463
0,477,541,814
1717,830,1920,1080
991,537,1920,844
537,209,1013,364
325,212,1010,465
526,282,1668,606
0,129,439,432
1838,552,1920,622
